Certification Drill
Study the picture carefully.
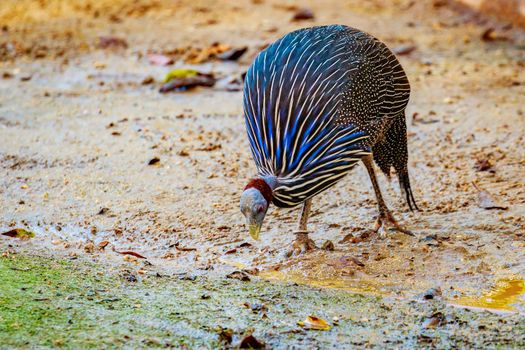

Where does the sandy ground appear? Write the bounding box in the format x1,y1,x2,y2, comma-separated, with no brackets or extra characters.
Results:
1,0,525,323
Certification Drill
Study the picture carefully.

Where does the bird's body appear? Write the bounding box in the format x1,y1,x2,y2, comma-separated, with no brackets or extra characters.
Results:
240,25,418,248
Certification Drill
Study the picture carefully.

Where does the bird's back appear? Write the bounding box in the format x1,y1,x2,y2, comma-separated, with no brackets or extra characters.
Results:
243,25,409,208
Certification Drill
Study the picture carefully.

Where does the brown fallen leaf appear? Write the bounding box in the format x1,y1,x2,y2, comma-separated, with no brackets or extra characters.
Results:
148,157,160,165
393,44,417,56
147,53,174,66
217,46,247,61
114,250,147,259
98,241,109,250
298,315,331,331
474,158,494,173
481,28,509,42
159,74,216,93
226,270,250,281
322,240,334,251
175,242,197,252
472,182,508,210
292,8,315,21
1,228,35,239
238,334,265,349
422,312,445,329
98,36,128,49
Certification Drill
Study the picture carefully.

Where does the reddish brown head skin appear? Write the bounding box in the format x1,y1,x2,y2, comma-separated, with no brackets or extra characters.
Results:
244,178,273,204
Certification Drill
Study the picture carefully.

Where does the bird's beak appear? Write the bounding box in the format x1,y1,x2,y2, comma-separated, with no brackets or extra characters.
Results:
249,223,262,240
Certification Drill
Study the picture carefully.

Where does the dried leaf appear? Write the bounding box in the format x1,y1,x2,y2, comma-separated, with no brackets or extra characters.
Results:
98,36,128,49
1,228,35,239
238,334,265,349
297,315,331,331
422,312,445,329
98,241,109,249
292,8,315,21
115,250,147,259
175,242,197,252
481,28,509,42
147,53,174,66
393,44,417,56
474,158,494,173
148,157,160,165
226,270,250,281
216,46,247,61
163,69,199,83
473,183,508,210
159,73,216,93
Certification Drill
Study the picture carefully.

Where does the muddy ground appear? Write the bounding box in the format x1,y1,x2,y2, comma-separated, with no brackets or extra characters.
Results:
1,0,524,348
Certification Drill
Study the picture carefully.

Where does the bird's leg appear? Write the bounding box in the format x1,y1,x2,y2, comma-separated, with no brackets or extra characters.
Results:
286,198,316,256
362,155,414,237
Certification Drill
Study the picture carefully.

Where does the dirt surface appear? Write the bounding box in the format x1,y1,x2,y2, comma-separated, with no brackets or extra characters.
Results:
1,253,524,349
1,0,525,346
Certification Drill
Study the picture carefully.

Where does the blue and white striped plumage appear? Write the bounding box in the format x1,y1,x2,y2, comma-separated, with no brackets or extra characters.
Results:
243,25,409,208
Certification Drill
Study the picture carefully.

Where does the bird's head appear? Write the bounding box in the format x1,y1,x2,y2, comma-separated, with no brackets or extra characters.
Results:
240,178,273,240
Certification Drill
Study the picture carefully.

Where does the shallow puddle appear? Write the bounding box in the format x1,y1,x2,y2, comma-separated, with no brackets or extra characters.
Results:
258,269,382,296
451,277,525,313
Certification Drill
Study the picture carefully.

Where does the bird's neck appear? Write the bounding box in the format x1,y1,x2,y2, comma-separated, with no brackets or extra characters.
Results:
244,177,275,204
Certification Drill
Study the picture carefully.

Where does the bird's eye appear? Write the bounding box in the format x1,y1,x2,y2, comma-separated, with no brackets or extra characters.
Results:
256,205,264,213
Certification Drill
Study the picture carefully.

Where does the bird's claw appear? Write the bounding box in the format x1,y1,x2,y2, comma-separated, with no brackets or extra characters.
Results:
374,210,414,237
285,232,316,257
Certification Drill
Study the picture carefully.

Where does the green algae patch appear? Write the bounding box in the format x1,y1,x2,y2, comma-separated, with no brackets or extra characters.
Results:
1,254,524,349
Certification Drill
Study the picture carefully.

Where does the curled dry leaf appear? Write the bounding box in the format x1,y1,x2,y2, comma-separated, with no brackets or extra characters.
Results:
216,46,247,61
297,315,331,331
159,71,216,93
148,157,160,165
114,249,147,259
226,270,251,282
98,36,128,49
472,182,508,210
393,44,417,56
147,53,174,66
292,8,315,21
98,241,109,250
238,334,265,349
1,228,35,239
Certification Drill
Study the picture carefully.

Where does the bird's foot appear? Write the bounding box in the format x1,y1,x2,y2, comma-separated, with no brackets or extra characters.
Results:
373,210,414,237
285,232,316,257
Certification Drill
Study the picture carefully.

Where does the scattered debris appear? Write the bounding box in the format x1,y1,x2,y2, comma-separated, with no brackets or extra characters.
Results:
473,182,508,210
98,241,110,250
97,36,128,49
159,70,216,93
174,242,197,252
148,157,160,165
217,46,248,61
420,287,442,301
114,249,147,259
216,327,233,344
226,270,251,282
321,240,334,251
474,158,495,173
291,8,315,21
141,76,155,85
1,228,35,239
238,334,265,349
393,44,417,56
225,248,237,254
481,28,509,42
147,53,173,66
185,43,230,64
97,207,109,215
422,312,446,329
297,315,331,331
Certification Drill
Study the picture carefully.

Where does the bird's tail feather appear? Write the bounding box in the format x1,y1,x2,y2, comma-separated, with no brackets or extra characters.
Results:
372,115,419,211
